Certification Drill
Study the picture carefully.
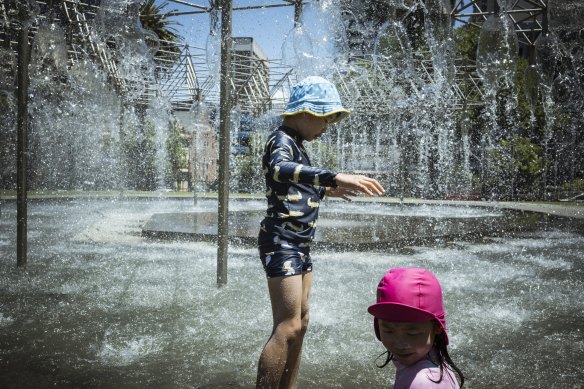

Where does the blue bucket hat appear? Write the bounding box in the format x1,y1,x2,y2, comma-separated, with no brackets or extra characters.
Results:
281,76,350,124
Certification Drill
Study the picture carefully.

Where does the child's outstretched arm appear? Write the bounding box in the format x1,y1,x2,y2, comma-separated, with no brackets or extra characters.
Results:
333,173,385,196
265,133,338,187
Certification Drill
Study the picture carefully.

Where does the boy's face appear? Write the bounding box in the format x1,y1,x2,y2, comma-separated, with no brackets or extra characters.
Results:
295,113,330,141
378,320,441,366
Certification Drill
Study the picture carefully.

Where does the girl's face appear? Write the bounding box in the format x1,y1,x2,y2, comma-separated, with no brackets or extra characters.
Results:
378,320,442,366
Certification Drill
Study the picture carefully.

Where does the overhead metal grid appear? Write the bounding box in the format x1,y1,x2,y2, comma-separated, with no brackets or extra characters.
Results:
448,0,547,107
0,0,297,114
151,42,209,110
1,0,548,114
337,0,547,112
238,0,549,111
142,0,300,114
452,0,547,47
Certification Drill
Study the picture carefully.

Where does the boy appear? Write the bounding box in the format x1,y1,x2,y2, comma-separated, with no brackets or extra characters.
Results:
256,76,385,388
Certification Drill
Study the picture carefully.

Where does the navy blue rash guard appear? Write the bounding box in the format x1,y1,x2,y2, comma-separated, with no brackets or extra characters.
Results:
258,125,338,247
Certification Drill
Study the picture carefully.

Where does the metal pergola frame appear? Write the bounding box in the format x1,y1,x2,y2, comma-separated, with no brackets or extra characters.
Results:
0,0,549,114
152,0,303,113
452,0,547,47
0,0,301,113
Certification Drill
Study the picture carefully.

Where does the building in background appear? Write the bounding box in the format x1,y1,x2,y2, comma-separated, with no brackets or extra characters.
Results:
231,37,270,156
173,107,218,191
231,37,270,116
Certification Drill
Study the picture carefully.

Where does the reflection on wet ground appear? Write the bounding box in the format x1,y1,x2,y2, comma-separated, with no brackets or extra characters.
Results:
142,204,541,250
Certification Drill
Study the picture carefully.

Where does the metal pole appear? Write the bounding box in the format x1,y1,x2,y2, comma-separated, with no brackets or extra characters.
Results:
193,90,203,206
487,0,497,13
194,130,199,207
16,24,30,268
294,0,302,26
216,0,232,286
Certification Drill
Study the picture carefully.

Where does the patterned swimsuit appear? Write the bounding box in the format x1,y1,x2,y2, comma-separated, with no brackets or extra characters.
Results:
258,125,338,277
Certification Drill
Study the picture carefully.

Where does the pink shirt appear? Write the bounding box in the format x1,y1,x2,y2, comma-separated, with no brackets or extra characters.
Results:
392,353,460,389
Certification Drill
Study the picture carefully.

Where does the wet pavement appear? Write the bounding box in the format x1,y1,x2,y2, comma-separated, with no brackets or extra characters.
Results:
0,195,583,388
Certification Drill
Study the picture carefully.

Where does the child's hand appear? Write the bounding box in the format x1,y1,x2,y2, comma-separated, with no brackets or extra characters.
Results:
334,173,385,196
325,186,359,201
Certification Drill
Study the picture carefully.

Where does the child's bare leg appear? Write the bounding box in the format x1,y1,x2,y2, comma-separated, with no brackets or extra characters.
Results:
256,274,306,388
280,272,312,388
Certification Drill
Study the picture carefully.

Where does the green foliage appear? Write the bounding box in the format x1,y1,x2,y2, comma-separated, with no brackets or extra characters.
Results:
477,136,544,199
307,141,338,172
481,145,513,199
501,136,543,196
562,179,584,191
140,0,183,64
232,131,264,193
165,119,187,186
136,120,158,190
453,24,479,62
514,58,545,133
0,94,9,111
0,94,16,190
118,115,159,190
378,32,403,58
506,137,542,176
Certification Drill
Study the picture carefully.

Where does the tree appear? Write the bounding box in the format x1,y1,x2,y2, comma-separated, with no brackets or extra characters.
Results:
139,0,183,66
232,130,265,193
165,119,188,189
135,119,158,190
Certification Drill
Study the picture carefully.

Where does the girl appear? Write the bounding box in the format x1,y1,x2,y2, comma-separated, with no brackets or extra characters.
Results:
368,267,465,388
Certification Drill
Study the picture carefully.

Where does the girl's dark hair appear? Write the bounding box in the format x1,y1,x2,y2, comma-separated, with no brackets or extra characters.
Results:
375,331,465,388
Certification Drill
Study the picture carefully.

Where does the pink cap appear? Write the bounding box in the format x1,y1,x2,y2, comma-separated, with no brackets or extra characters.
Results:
367,268,448,344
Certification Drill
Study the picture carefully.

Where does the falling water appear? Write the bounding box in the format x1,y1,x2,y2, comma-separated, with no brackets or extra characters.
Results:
92,0,159,101
275,0,479,198
281,0,348,79
3,0,172,192
542,1,584,195
145,97,172,190
0,46,17,186
476,10,519,199
205,6,221,93
28,19,115,190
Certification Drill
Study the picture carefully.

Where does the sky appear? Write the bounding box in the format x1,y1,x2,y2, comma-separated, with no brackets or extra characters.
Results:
158,0,300,61
154,0,475,65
